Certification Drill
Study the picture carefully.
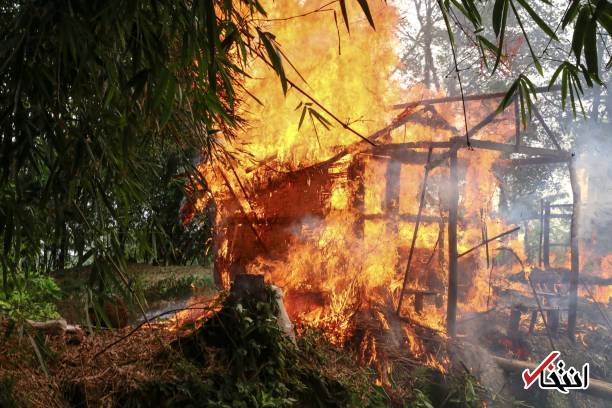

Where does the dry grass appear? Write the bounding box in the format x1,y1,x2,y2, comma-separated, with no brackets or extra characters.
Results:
0,306,215,407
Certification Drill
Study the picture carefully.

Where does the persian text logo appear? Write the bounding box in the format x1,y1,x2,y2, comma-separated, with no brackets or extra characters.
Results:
522,351,589,394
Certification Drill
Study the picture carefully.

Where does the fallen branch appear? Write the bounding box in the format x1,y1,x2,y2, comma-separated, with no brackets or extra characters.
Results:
94,305,216,359
458,226,520,258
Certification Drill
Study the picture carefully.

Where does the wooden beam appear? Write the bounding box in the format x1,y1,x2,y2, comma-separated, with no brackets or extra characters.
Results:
391,85,561,110
454,138,571,158
495,156,570,167
362,213,442,223
446,149,459,337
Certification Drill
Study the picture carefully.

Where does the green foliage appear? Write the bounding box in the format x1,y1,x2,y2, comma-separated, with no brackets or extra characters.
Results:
438,0,611,123
122,286,388,407
0,270,61,321
143,273,214,302
446,373,482,408
411,389,435,408
0,0,270,298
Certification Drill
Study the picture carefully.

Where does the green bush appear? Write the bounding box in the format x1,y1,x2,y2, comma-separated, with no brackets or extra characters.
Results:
0,272,61,321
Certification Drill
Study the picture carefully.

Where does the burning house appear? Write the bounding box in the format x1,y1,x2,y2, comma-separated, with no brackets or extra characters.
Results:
189,0,611,397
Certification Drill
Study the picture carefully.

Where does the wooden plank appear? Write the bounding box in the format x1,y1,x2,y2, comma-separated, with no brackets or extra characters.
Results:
383,159,401,236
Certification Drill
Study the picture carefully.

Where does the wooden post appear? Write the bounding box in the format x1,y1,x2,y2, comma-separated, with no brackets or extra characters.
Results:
538,199,544,266
514,97,521,150
528,310,537,334
508,305,523,340
543,201,550,268
567,159,581,341
446,149,459,337
397,148,433,315
349,157,366,239
383,158,402,236
523,221,529,263
438,220,445,268
480,209,490,268
546,309,560,337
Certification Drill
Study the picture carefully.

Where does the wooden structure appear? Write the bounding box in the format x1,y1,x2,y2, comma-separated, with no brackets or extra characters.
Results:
212,86,581,341
389,88,579,340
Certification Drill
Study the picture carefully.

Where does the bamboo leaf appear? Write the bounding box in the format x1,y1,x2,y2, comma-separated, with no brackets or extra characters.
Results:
339,0,350,32
509,0,543,75
298,106,307,130
563,0,581,28
561,67,569,110
357,0,376,29
492,0,506,37
583,18,598,75
257,30,288,94
492,0,509,74
548,62,565,90
572,7,590,63
310,109,332,129
496,77,520,112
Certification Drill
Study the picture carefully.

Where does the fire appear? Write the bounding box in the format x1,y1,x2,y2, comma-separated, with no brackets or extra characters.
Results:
234,0,400,166
191,0,599,375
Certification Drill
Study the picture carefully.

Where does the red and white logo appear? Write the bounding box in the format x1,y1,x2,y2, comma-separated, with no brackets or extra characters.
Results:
522,351,589,394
